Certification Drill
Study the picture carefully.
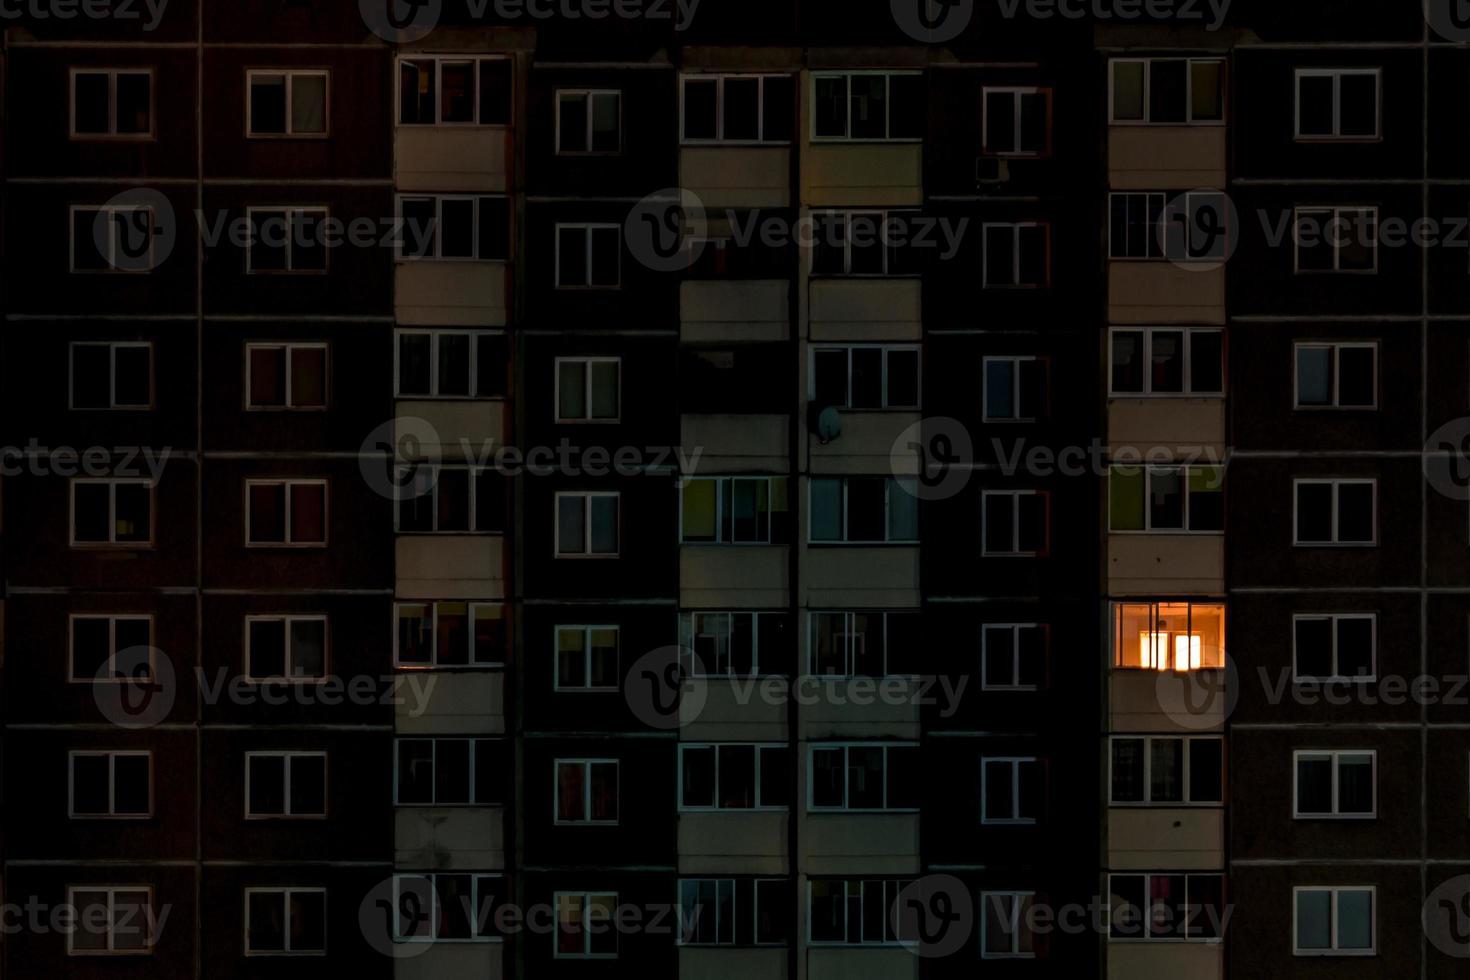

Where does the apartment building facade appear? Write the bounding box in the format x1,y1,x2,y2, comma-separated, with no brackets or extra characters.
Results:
2,1,1466,978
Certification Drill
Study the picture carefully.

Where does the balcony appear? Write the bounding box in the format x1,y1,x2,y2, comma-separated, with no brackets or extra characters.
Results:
808,279,921,342
677,811,789,875
682,413,790,473
1108,943,1221,980
803,144,923,208
396,127,509,193
395,670,506,735
394,943,504,980
680,279,790,343
807,411,921,475
396,400,508,460
1111,670,1228,733
396,261,509,326
1108,534,1225,594
803,547,919,608
680,146,791,209
1109,808,1225,870
1109,126,1227,190
800,813,919,876
396,535,505,599
798,676,921,741
1109,263,1224,325
396,806,505,868
680,546,791,609
1108,398,1226,456
681,948,787,980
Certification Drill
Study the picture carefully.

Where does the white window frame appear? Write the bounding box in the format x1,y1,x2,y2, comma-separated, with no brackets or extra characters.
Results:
679,73,792,144
67,614,154,684
1292,478,1377,546
1293,341,1378,409
68,750,153,819
981,221,1049,288
676,878,737,946
810,71,923,142
1294,68,1382,141
807,344,922,409
1108,57,1226,125
1292,886,1376,956
553,624,620,691
69,67,154,139
980,756,1040,826
68,341,154,410
1108,735,1225,806
554,89,622,154
805,878,915,946
393,737,496,806
679,611,784,679
679,476,786,545
553,758,620,826
1107,327,1225,397
243,615,329,682
552,891,619,959
1293,206,1379,274
394,328,503,398
806,611,916,679
244,342,329,410
244,887,327,956
807,477,919,545
1108,465,1225,534
391,872,505,943
244,207,329,274
244,751,328,819
393,464,498,534
1107,872,1226,942
393,602,507,669
554,356,622,422
980,890,1037,959
806,742,919,813
982,356,1045,422
810,210,919,277
69,204,156,274
981,86,1052,156
245,69,329,137
554,491,620,557
395,55,511,127
69,478,156,548
980,623,1045,691
244,478,329,547
677,743,788,812
1292,613,1378,682
395,194,506,262
64,886,155,955
554,223,622,289
981,489,1049,557
1292,750,1377,819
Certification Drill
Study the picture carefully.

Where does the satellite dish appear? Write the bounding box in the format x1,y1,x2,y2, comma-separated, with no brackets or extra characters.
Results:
814,406,843,445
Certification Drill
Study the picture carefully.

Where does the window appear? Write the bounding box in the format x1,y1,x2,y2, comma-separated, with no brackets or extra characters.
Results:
1109,327,1224,396
1295,342,1376,409
1295,69,1380,140
556,357,620,422
1295,207,1377,273
246,343,327,409
245,208,327,273
398,56,511,125
808,879,915,945
809,743,920,811
810,346,920,409
811,72,925,141
981,624,1047,691
1293,479,1376,546
1108,873,1226,940
71,479,153,546
1293,613,1375,682
71,69,152,137
70,342,152,410
1294,886,1375,955
555,892,618,958
1112,601,1226,671
555,224,621,288
554,625,619,691
679,611,791,678
983,357,1046,422
397,330,505,398
554,759,618,824
809,477,918,544
981,490,1049,556
245,480,328,546
1110,736,1224,805
71,205,157,273
982,222,1049,287
679,743,789,811
393,873,505,942
69,615,152,683
247,70,328,136
245,888,326,955
981,891,1037,959
555,492,619,556
1110,58,1224,124
1109,465,1225,533
69,751,151,818
982,87,1051,156
396,602,507,668
981,756,1042,825
245,752,327,818
394,737,502,805
681,74,794,143
680,477,791,544
396,465,504,533
398,195,508,261
1294,750,1375,818
556,89,620,153
810,211,922,277
65,887,155,954
809,611,921,677
245,615,328,680
678,879,790,946
1109,191,1229,263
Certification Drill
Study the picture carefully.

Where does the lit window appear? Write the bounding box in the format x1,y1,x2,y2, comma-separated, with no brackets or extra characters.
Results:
1112,601,1226,671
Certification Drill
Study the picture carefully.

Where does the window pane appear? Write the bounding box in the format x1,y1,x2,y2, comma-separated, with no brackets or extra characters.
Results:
1337,617,1374,677
114,754,151,814
1338,347,1375,407
1337,890,1373,950
888,480,918,542
814,75,847,137
1148,469,1184,530
1297,347,1332,406
1149,739,1183,802
681,746,715,807
557,496,585,554
250,347,287,407
249,619,287,677
590,361,619,419
74,73,110,133
846,478,885,541
250,74,287,133
1337,482,1374,543
848,75,888,137
1295,483,1333,543
289,483,326,543
1110,468,1145,531
1189,331,1224,393
434,740,470,804
1112,62,1145,120
291,347,327,408
72,755,111,814
682,480,717,542
762,76,794,141
886,349,920,408
559,360,587,419
558,93,588,151
1191,62,1223,121
1149,60,1187,122
1338,754,1374,814
810,479,842,541
1150,331,1184,393
400,60,434,124
1296,756,1333,813
478,59,512,125
249,754,287,814
248,892,286,951
116,73,151,134
1111,739,1145,802
437,333,471,396
440,199,475,259
1297,74,1334,136
590,93,620,151
1295,617,1333,677
1111,331,1145,393
590,496,619,553
290,74,327,133
1339,73,1378,137
890,74,926,138
1295,890,1332,949
718,745,755,809
724,78,760,140
440,62,474,122
986,360,1015,419
683,78,717,139
290,755,326,815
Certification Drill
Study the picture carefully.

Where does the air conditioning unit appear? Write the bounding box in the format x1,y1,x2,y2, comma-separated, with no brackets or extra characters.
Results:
976,157,1010,185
